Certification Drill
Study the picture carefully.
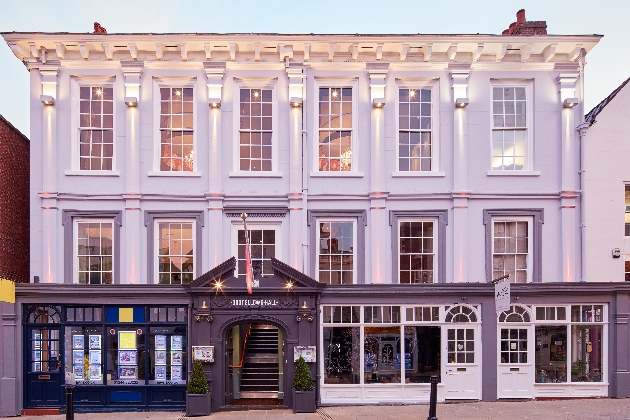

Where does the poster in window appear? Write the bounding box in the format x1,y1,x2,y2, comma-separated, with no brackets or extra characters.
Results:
171,335,182,350
73,365,84,380
118,366,137,380
171,365,182,380
33,362,42,372
89,350,101,365
118,350,137,365
89,365,101,380
294,346,316,362
118,331,137,350
193,346,214,362
33,333,42,349
171,350,183,365
72,350,83,365
73,335,84,349
155,350,167,365
33,350,42,362
89,335,101,349
155,365,166,380
155,335,167,350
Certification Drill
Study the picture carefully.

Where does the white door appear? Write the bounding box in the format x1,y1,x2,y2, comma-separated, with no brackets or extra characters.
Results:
442,326,481,399
497,325,534,398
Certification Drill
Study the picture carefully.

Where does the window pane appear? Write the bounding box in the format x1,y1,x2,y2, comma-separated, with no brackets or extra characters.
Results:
324,327,360,384
535,325,567,383
364,326,400,384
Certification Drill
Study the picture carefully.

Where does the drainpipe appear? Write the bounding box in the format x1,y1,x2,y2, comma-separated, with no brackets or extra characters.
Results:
302,71,309,275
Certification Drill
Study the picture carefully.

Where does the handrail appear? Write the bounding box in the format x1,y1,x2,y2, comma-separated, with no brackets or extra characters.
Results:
228,323,252,369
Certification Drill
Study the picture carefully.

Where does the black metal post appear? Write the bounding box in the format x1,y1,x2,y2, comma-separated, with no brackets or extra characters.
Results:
427,375,438,420
64,385,74,420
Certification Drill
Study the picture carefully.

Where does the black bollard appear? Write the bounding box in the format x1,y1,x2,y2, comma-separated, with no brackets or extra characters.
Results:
64,385,75,420
427,375,438,420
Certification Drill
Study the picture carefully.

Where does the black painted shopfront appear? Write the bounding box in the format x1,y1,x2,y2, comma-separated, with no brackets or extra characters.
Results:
184,257,324,411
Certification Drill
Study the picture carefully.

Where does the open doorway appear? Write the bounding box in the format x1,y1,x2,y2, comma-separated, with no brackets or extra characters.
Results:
226,323,284,407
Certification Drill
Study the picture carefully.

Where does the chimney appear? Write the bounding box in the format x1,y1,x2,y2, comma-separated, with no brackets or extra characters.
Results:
502,9,547,36
93,22,107,34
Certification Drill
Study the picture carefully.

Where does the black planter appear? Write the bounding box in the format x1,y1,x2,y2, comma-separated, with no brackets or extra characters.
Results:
292,389,316,413
186,392,211,417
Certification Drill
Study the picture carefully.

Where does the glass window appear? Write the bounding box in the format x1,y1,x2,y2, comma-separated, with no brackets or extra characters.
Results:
364,326,401,384
65,327,104,384
237,228,275,278
492,86,527,171
29,328,60,373
405,307,440,322
75,221,113,284
398,88,432,171
500,328,527,364
447,328,474,364
149,327,187,384
157,222,194,284
399,220,435,283
318,87,353,171
492,220,530,283
625,185,630,236
323,327,360,384
318,221,354,284
571,325,603,382
159,87,194,172
404,326,441,383
79,86,114,171
626,260,630,282
535,325,567,383
107,328,145,385
239,88,273,171
323,306,361,323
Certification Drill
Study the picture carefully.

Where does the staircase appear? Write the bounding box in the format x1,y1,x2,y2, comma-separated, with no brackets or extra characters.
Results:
240,324,280,398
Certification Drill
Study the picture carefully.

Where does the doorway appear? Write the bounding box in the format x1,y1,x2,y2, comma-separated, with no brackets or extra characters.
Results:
25,326,63,408
497,305,534,398
226,323,284,407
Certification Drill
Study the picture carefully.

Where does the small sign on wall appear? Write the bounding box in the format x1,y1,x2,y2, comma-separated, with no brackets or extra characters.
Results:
495,280,511,314
294,346,316,363
193,346,215,362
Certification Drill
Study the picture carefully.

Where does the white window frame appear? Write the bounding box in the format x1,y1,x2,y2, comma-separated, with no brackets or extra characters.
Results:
230,221,282,278
624,185,630,237
489,80,534,173
397,218,437,284
491,216,533,283
394,80,441,175
150,77,200,177
315,218,357,284
154,218,196,284
311,78,361,177
67,77,119,176
230,78,280,177
73,218,114,284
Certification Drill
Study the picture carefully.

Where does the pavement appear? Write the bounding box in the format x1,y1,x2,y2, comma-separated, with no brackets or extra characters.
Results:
12,399,630,420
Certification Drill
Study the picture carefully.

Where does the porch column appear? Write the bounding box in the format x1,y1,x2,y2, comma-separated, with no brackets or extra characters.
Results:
612,292,630,397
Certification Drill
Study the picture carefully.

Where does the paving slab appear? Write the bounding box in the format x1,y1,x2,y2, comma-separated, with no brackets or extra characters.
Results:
10,399,630,420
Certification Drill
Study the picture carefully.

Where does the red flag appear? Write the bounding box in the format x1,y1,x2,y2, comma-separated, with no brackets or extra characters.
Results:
245,229,253,294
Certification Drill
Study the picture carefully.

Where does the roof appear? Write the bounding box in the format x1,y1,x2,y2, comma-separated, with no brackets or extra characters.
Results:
0,114,29,143
0,31,604,37
585,76,630,126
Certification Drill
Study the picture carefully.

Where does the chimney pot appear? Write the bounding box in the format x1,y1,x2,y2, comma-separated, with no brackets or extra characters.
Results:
517,9,526,23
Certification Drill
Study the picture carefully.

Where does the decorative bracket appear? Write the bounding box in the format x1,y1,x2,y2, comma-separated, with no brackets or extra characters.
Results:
195,313,213,323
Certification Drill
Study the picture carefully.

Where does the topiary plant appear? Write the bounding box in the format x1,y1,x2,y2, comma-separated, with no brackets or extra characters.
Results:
187,359,209,394
293,356,313,391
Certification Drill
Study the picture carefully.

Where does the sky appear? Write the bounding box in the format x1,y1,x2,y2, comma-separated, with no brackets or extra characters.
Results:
0,0,628,138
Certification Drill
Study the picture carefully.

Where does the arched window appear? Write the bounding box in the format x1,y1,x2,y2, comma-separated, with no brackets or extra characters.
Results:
498,305,532,323
24,305,62,324
445,305,478,323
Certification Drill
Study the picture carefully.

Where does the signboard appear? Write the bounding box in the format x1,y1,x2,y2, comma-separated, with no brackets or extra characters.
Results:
230,298,279,308
495,280,511,314
193,346,215,362
294,346,316,362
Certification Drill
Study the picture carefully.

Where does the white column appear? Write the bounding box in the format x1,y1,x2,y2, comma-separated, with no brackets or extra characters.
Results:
205,63,226,269
368,64,389,283
287,67,305,270
558,74,579,282
40,65,59,283
122,63,143,283
451,67,470,283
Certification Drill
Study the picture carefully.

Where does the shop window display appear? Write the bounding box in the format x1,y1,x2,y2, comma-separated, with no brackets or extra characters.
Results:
65,326,104,384
404,326,441,383
323,327,360,384
364,326,401,383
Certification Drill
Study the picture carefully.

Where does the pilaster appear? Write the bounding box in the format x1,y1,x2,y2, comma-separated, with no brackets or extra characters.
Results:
206,194,225,269
205,62,226,194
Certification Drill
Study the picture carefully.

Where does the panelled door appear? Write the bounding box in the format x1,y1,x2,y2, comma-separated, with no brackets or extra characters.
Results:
497,305,534,398
441,305,482,400
25,326,63,408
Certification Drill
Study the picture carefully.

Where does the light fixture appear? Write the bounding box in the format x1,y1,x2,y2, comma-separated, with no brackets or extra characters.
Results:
372,98,385,108
285,281,294,290
253,91,259,98
175,90,181,96
209,98,221,108
332,90,338,98
409,90,416,97
40,95,54,105
455,98,469,108
95,88,102,96
124,96,137,107
290,97,302,107
563,98,578,108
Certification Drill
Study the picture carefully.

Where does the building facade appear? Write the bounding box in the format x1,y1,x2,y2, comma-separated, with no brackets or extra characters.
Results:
2,10,630,415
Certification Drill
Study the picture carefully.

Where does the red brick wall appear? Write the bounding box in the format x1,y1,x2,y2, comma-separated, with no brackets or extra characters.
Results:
0,115,29,283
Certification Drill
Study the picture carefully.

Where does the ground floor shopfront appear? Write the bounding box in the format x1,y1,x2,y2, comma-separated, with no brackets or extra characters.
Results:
1,280,629,416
